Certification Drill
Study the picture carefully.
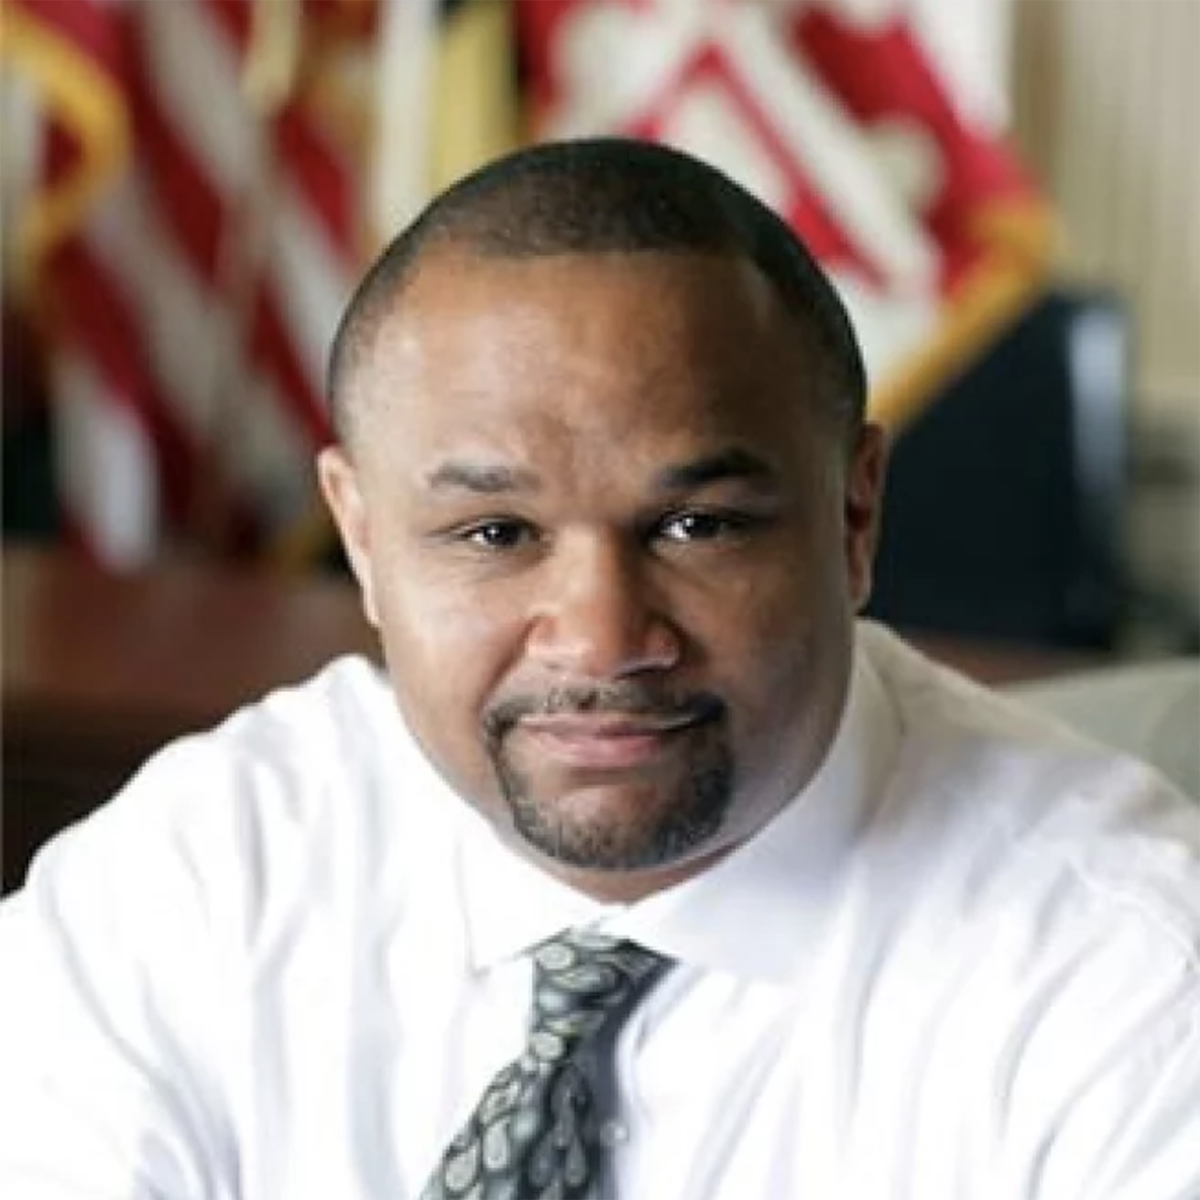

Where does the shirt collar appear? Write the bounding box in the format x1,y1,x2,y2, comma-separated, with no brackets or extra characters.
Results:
457,805,618,971
456,630,900,983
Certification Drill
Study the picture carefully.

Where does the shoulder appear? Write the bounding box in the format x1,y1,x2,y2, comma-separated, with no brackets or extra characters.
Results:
850,628,1200,1185
857,619,1199,824
855,622,1200,965
13,655,457,954
67,653,409,838
0,656,434,1192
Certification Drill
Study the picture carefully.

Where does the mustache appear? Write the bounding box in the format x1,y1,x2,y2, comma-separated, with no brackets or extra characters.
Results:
482,683,726,742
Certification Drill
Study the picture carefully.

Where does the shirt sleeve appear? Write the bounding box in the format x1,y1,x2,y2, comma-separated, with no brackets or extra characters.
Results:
1047,977,1200,1200
0,753,241,1200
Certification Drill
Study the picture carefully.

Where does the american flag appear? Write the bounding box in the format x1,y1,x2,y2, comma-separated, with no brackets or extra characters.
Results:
2,0,369,567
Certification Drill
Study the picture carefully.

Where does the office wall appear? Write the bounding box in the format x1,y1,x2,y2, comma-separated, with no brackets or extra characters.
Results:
1011,0,1200,616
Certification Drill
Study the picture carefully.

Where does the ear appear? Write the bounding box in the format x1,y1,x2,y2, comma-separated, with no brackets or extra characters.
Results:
844,421,888,611
317,445,380,627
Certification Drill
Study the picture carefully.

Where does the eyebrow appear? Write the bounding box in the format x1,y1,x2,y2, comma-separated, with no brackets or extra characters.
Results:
654,447,780,493
423,447,779,496
425,461,541,494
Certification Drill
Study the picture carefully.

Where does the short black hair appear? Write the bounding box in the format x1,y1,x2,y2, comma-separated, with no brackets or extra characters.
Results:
327,136,867,437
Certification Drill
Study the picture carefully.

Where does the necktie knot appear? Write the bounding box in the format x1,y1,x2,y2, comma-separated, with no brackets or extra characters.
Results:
422,929,668,1200
530,931,665,1059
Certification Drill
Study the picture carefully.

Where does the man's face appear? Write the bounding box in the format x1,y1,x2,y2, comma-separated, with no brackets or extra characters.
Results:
320,249,885,901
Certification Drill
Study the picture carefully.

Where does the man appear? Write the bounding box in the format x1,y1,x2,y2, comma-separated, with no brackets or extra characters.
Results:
1,138,1197,1199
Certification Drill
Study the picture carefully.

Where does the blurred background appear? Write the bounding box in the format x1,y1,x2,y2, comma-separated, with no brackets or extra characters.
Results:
2,0,1198,884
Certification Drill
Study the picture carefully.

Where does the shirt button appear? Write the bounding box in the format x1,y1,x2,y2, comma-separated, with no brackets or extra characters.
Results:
598,1118,629,1147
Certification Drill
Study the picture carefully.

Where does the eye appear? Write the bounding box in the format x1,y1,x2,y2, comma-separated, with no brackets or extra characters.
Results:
462,518,537,551
657,510,751,544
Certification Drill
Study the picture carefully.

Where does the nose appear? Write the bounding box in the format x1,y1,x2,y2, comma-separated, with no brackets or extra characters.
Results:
525,534,682,680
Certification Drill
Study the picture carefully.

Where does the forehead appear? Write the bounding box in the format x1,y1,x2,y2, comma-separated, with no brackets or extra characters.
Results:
346,249,827,464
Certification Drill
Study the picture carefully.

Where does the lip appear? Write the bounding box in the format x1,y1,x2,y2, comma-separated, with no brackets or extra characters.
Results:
516,713,702,770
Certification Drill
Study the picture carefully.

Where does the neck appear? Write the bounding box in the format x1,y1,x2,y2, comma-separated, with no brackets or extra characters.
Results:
516,840,740,904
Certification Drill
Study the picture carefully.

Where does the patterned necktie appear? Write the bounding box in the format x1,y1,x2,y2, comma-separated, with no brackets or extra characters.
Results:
421,929,667,1200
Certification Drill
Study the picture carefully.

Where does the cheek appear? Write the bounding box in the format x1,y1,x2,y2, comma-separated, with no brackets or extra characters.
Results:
703,547,829,650
706,549,852,723
369,569,503,745
384,581,510,698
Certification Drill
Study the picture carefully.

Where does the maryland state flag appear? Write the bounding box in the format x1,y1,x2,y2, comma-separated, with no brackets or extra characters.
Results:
518,0,1054,430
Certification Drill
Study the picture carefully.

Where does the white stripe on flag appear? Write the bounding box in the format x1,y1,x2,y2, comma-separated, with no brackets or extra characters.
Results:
829,269,939,385
543,2,709,139
140,0,258,198
722,3,937,289
88,177,226,442
658,77,793,215
270,179,357,403
55,350,160,568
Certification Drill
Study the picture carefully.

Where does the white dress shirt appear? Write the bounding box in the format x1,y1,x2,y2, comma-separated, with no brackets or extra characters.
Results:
1,623,1198,1199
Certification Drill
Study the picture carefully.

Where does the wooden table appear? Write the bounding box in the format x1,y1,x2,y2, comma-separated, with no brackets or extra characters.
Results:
1,543,1100,892
3,545,377,889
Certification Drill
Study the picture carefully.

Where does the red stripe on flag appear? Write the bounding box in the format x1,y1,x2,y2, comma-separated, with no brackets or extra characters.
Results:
790,10,1041,294
513,0,577,119
625,43,883,286
790,13,1037,207
274,102,357,259
51,240,197,522
128,49,227,282
251,283,335,449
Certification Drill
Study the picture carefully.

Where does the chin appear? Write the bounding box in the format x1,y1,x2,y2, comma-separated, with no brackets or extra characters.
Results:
507,779,730,873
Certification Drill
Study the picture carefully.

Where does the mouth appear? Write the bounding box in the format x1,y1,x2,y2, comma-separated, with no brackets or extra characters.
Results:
515,710,711,771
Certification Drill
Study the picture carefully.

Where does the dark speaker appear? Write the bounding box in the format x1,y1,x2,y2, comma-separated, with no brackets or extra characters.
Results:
867,290,1128,650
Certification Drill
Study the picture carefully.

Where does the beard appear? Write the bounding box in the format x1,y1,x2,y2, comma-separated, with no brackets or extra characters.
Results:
482,683,734,871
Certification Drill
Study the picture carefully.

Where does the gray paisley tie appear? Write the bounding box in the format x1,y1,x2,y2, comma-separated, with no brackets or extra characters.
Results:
421,929,667,1200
